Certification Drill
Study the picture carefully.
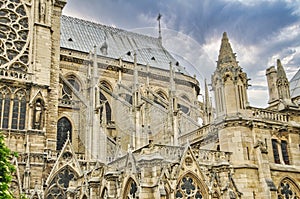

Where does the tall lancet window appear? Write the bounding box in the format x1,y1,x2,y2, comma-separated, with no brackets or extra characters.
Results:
0,87,11,129
57,117,72,151
11,90,27,130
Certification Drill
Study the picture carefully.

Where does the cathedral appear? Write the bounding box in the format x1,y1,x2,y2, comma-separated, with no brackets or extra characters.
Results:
1,0,300,198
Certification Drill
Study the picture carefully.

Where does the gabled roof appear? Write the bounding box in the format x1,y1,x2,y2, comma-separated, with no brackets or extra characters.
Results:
60,15,188,74
290,69,300,99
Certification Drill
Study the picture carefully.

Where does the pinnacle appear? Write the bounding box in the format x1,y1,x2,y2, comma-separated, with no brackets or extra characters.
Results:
277,59,287,79
217,32,237,67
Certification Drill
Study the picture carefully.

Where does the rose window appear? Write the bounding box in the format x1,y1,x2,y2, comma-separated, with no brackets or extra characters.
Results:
0,0,29,72
176,175,203,199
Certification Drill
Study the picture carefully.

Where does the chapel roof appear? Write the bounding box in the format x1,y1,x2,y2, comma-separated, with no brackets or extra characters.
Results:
60,15,188,74
290,69,300,99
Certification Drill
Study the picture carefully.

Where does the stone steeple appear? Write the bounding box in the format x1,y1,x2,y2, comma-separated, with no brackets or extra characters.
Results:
217,32,238,68
212,32,249,118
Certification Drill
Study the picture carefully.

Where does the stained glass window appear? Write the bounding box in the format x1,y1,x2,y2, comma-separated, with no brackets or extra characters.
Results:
45,166,77,199
11,90,26,130
176,175,203,199
277,178,300,199
56,117,72,151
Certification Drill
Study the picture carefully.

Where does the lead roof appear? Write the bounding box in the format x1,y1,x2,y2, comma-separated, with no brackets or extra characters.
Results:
60,15,188,74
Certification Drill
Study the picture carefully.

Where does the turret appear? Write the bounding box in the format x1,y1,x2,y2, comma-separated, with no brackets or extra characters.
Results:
211,32,249,118
266,66,279,105
266,59,297,110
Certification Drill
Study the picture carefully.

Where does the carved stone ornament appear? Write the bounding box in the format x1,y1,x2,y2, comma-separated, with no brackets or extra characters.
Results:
0,0,29,72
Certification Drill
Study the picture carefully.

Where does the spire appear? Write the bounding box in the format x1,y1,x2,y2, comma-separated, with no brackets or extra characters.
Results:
217,32,237,67
277,59,287,79
157,13,162,44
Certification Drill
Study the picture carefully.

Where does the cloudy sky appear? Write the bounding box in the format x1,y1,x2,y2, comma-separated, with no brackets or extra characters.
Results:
63,0,300,108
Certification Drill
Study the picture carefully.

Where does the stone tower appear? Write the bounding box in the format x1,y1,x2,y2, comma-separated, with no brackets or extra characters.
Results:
211,32,249,119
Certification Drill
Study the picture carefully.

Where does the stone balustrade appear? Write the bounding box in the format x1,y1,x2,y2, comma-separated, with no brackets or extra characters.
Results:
0,68,32,81
192,148,232,164
250,108,289,123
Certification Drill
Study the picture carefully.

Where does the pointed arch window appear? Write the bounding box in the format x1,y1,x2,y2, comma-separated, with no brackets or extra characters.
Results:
175,174,204,199
277,178,300,199
57,117,72,151
123,179,138,199
0,87,11,129
45,166,77,199
99,91,112,124
11,90,27,130
154,91,168,108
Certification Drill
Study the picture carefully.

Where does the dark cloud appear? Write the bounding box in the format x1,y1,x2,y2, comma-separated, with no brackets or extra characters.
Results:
63,0,300,107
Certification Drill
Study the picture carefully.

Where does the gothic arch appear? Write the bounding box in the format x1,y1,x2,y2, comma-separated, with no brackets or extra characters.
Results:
100,80,113,91
11,89,27,130
175,172,209,199
155,89,168,100
154,89,168,108
65,73,82,92
0,86,12,129
277,177,300,199
98,82,112,124
45,166,79,199
56,116,72,151
122,177,138,199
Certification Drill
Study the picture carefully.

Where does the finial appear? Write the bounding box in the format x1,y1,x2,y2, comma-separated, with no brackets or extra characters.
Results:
223,32,228,38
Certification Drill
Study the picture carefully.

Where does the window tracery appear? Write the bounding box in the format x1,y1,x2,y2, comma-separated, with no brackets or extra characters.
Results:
277,178,300,199
175,175,203,199
11,89,26,129
0,0,29,72
45,166,77,199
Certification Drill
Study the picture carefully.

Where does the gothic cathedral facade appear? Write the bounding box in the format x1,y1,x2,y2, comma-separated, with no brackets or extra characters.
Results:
0,0,300,198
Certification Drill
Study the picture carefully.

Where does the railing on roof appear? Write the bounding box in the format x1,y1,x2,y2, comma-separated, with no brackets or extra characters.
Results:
192,148,232,164
250,108,289,123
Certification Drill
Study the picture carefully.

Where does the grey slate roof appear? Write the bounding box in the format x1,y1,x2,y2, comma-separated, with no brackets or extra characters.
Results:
290,69,300,99
60,15,188,74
